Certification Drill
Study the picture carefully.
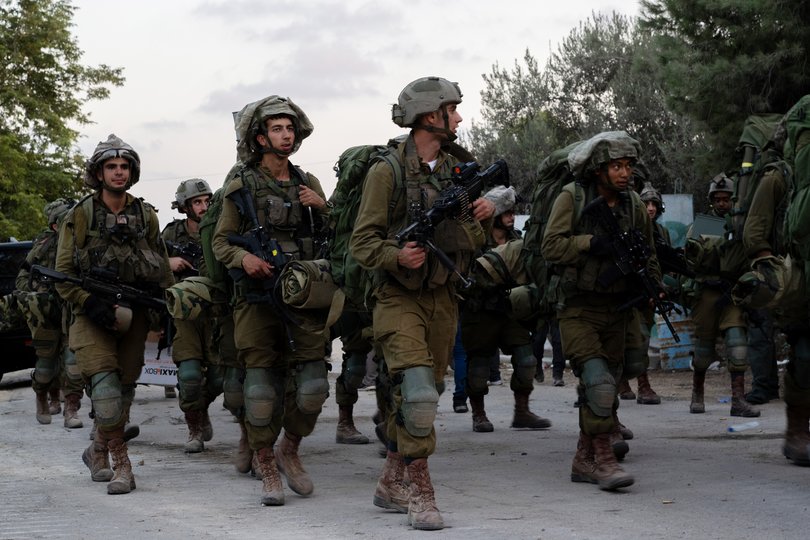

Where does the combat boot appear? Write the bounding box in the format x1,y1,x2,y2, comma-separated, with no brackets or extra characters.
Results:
610,426,629,461
336,404,370,444
591,433,635,491
617,378,636,400
783,405,810,466
184,410,204,453
511,391,552,429
35,390,51,424
373,450,409,513
636,371,661,404
275,431,314,496
256,446,284,506
82,428,113,482
470,395,493,433
122,404,140,441
406,458,444,530
200,408,213,442
730,372,760,417
107,430,136,495
63,393,84,429
48,386,61,415
235,419,253,473
570,431,597,483
690,370,706,414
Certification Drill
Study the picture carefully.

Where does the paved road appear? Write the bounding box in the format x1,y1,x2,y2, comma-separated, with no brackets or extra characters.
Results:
0,353,804,540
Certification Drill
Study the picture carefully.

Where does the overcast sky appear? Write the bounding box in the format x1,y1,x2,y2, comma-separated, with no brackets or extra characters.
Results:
72,0,640,227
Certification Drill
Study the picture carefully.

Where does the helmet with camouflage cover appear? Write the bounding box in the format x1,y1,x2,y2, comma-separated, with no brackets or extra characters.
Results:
640,182,665,215
84,134,141,189
391,76,463,131
44,198,76,226
484,185,516,217
568,131,641,180
708,172,734,198
172,178,213,211
233,95,314,163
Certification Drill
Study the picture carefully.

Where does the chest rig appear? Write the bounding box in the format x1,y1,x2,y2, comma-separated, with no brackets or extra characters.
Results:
239,164,318,261
74,194,166,284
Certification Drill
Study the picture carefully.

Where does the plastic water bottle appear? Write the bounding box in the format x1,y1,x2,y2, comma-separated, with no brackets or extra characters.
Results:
727,421,760,432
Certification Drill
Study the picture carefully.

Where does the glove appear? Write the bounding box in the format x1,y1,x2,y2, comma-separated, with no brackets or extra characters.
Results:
84,294,116,329
589,235,612,256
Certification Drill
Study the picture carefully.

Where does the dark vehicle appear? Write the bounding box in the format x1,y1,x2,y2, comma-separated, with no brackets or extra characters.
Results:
0,240,36,383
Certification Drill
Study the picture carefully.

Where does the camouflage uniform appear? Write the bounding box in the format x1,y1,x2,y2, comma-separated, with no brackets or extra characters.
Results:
16,221,84,426
162,214,223,452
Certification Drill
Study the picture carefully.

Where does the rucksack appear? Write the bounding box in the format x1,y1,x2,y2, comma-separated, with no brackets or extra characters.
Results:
327,141,403,308
783,95,810,262
199,185,229,285
521,141,586,314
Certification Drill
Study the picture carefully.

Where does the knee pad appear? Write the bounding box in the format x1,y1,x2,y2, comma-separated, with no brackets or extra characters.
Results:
342,352,367,392
62,348,82,382
90,372,123,428
623,346,646,380
294,361,330,415
510,345,537,387
724,327,748,372
222,367,245,414
177,359,203,404
399,366,439,437
32,356,57,385
581,358,615,418
692,340,717,372
205,364,225,397
466,356,490,395
243,368,282,427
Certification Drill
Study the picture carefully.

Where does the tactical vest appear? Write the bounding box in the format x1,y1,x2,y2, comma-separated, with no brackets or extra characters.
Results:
380,138,484,290
162,219,204,279
72,194,168,284
557,187,644,299
24,229,59,293
238,164,320,262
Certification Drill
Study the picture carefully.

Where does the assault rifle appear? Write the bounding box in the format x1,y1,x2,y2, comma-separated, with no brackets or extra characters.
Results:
226,185,296,350
582,195,681,342
655,240,694,279
165,240,202,267
395,159,510,289
30,265,166,312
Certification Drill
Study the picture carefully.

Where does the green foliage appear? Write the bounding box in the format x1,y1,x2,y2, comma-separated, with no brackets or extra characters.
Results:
640,0,810,174
0,0,124,240
468,12,707,203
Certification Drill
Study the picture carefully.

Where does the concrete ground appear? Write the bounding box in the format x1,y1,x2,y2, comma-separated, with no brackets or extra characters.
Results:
0,349,805,540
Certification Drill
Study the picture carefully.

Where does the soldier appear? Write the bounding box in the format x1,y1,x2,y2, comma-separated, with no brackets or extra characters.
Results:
162,179,224,453
15,198,85,427
461,185,552,433
685,174,759,418
350,76,494,530
212,95,330,506
55,134,173,495
542,131,662,491
616,183,664,405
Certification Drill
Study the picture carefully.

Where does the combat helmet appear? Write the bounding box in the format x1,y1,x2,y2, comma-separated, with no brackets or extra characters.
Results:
44,198,76,226
392,76,463,129
484,185,517,216
233,95,314,164
84,134,141,189
567,131,641,180
708,172,734,198
172,178,213,211
640,182,665,214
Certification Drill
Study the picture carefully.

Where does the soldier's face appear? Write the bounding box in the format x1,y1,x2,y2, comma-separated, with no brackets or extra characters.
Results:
260,117,295,154
98,157,130,192
646,201,658,220
601,158,633,191
186,195,211,222
711,192,732,216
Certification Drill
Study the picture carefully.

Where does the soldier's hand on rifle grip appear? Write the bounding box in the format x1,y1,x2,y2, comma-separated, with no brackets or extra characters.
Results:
242,252,274,279
298,185,326,210
84,294,116,329
168,256,193,274
472,197,495,221
398,241,426,270
589,235,612,256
